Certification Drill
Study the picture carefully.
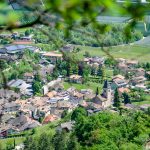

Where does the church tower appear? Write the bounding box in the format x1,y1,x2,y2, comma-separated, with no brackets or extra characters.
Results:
102,80,112,101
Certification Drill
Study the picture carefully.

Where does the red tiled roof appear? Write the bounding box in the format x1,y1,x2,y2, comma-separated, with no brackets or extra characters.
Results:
13,40,33,45
43,115,58,124
118,87,130,94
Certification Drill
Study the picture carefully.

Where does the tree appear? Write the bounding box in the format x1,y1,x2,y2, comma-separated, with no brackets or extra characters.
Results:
53,131,69,150
82,65,90,83
13,139,16,148
105,58,117,67
34,73,41,82
61,110,68,118
113,68,120,76
123,92,131,104
62,70,67,77
0,60,8,70
84,51,90,57
67,134,80,150
91,67,97,76
25,29,31,36
52,67,59,79
6,141,14,150
71,107,87,121
73,64,79,75
24,136,38,150
38,133,53,150
97,65,102,76
32,81,42,95
147,107,150,115
101,66,106,83
96,87,99,96
67,61,73,76
113,89,120,108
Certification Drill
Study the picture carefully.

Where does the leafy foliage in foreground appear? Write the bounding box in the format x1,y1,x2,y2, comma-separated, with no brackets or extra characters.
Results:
23,108,150,150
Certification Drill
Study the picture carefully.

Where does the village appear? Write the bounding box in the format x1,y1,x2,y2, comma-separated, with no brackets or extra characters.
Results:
0,30,150,139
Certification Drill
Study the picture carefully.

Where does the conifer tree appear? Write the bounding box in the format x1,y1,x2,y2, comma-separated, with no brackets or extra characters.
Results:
113,89,120,108
101,66,106,83
123,93,131,104
73,64,79,75
96,87,99,96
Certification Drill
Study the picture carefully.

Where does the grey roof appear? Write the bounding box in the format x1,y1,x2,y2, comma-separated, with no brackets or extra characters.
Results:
60,121,75,131
5,45,32,51
10,115,27,126
3,102,20,108
8,79,25,88
0,89,20,99
1,114,15,123
0,48,6,54
0,45,38,54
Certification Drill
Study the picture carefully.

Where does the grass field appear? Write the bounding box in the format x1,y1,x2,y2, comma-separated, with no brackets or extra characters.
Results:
132,95,150,106
63,81,103,93
76,45,150,62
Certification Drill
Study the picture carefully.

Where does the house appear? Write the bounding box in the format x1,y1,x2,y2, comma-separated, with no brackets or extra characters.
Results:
130,76,146,86
7,79,33,96
117,63,128,73
13,40,34,45
126,60,138,68
146,71,150,79
0,89,20,100
46,91,57,98
8,114,41,131
57,101,73,111
71,91,84,101
116,58,126,64
90,56,105,65
69,75,83,84
135,68,145,76
2,102,20,113
20,35,33,41
0,125,19,138
112,74,125,81
42,52,63,64
0,45,39,55
0,48,7,54
47,97,62,104
1,114,15,124
42,114,59,124
23,72,34,83
91,80,113,108
0,34,12,38
57,121,75,132
118,87,130,96
43,78,62,95
84,56,105,66
39,64,55,80
112,77,128,89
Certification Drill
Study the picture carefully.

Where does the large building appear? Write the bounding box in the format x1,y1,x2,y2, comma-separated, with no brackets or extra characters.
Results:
92,80,113,108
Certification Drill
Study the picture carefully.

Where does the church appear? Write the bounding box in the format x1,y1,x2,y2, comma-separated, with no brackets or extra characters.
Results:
92,80,113,108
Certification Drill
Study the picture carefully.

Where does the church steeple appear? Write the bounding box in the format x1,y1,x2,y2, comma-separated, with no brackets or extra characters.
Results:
102,80,112,99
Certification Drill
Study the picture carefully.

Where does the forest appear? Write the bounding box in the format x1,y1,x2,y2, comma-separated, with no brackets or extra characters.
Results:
21,107,150,150
32,24,143,49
